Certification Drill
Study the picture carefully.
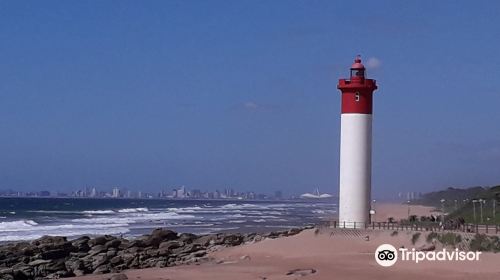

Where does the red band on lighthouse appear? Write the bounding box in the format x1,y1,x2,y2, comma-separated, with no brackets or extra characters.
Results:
337,57,377,114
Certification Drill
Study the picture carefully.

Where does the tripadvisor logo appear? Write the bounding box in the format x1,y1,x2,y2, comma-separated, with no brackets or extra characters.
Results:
375,244,398,267
375,244,482,267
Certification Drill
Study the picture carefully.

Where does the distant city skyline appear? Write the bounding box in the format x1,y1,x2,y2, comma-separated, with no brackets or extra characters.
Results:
0,185,299,200
1,1,500,197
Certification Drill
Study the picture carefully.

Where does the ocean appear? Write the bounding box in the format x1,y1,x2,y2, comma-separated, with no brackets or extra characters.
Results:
0,198,336,242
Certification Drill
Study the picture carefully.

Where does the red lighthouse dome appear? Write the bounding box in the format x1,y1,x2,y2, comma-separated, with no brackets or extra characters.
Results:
337,56,377,114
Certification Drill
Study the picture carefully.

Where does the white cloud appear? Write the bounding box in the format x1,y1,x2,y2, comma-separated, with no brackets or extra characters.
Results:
243,101,259,110
366,57,382,69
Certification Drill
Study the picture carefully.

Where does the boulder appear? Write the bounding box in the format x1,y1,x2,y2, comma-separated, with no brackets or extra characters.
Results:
221,234,243,246
89,236,109,247
65,259,84,272
142,229,178,247
88,245,107,256
93,264,110,274
44,259,67,272
193,234,218,247
11,265,32,280
105,239,121,249
418,244,436,252
92,253,110,268
106,249,117,258
178,233,197,243
31,236,67,247
41,248,70,260
172,243,203,255
109,256,122,265
109,273,128,280
73,269,86,276
159,240,184,250
126,240,145,249
287,228,302,236
72,236,91,252
28,259,51,266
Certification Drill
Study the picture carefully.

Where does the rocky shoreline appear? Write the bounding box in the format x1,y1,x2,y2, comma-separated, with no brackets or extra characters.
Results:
0,226,311,280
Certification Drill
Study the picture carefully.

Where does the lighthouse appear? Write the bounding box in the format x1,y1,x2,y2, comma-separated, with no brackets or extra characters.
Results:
337,56,378,228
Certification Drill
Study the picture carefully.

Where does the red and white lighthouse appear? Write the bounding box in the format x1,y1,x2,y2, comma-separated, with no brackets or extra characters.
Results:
337,56,378,228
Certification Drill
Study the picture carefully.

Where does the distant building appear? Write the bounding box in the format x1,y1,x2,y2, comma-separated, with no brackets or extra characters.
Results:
112,187,120,198
274,190,283,200
90,187,97,198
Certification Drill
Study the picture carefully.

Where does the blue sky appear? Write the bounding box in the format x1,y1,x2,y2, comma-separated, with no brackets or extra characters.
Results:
0,1,499,197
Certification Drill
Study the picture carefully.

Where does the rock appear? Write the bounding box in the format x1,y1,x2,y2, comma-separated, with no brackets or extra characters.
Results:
11,265,32,280
120,253,136,266
32,236,67,247
418,244,436,252
221,234,243,246
126,240,145,249
109,273,128,280
0,274,14,280
0,227,291,279
92,253,110,268
28,259,51,266
107,249,117,258
286,268,317,276
186,250,206,259
142,229,178,247
178,233,197,243
88,244,107,256
159,240,183,250
110,256,122,265
243,233,256,243
20,247,34,257
172,243,203,255
93,264,110,274
46,270,73,279
44,259,67,272
124,246,142,254
0,266,13,272
73,269,86,276
253,234,264,242
41,248,70,259
89,236,109,247
193,234,217,247
287,228,302,236
72,236,91,252
155,260,168,268
65,259,84,272
105,239,121,249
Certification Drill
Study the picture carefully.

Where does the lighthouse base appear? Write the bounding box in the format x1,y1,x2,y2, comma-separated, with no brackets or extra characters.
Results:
338,113,372,228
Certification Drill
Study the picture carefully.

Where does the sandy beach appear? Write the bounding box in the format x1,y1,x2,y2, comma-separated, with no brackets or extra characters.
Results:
63,203,500,280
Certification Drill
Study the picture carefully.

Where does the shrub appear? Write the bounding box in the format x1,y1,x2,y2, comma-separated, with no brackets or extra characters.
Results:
411,232,421,245
437,232,462,247
426,232,438,243
470,234,491,252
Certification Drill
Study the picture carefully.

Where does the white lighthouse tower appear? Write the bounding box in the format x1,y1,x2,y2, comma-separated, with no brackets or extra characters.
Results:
337,56,378,228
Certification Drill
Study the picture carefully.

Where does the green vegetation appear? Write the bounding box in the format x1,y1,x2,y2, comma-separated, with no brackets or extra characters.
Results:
425,232,461,247
437,232,462,247
414,185,500,224
411,232,421,245
426,232,438,243
469,234,500,252
412,186,485,209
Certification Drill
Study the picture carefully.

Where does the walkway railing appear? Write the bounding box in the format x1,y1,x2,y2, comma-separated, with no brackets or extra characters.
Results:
328,221,500,235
